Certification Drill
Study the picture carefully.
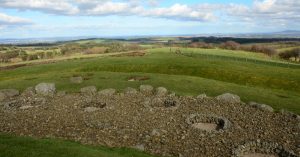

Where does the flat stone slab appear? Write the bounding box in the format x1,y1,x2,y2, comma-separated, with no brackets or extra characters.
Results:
19,105,34,110
191,123,218,132
84,107,100,112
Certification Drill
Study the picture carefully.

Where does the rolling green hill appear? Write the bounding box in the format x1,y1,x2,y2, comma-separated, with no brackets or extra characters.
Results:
0,48,299,113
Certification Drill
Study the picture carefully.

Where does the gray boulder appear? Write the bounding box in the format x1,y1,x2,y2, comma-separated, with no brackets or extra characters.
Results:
124,87,138,95
0,92,5,102
0,89,19,97
249,102,274,112
132,144,145,151
0,89,20,102
156,87,168,96
70,76,83,84
35,83,56,96
139,85,153,94
84,107,99,112
81,86,97,95
216,93,240,103
98,88,116,96
197,94,207,99
19,105,34,110
22,87,35,96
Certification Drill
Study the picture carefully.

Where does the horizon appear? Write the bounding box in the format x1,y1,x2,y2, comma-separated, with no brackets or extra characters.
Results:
0,0,300,38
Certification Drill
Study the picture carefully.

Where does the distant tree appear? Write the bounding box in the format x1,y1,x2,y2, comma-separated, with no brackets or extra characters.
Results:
220,41,240,50
279,48,300,62
189,42,214,49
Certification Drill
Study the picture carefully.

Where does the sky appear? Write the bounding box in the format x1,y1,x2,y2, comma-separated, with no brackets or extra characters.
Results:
0,0,299,38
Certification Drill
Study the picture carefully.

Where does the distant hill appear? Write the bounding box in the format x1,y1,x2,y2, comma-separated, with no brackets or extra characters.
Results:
0,30,300,45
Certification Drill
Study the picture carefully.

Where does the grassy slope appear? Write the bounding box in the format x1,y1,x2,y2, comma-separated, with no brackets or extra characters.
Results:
1,47,300,157
0,48,299,113
0,134,155,157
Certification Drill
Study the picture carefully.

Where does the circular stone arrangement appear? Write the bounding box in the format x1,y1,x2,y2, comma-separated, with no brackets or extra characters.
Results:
186,113,232,132
0,83,299,157
232,141,298,157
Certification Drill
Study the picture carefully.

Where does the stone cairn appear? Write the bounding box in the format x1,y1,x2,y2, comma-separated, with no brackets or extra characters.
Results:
0,83,299,157
232,140,299,157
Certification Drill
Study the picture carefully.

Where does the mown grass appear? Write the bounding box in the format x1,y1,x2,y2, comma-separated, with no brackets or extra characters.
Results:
0,48,299,113
0,134,156,157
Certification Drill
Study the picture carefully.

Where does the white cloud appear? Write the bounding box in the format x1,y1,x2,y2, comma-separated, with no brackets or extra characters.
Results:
0,12,32,26
143,4,216,21
0,0,299,25
0,0,79,15
0,0,216,21
225,0,300,26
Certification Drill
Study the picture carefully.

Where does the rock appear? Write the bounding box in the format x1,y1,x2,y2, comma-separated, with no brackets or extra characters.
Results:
156,87,168,96
0,92,5,102
216,93,240,103
35,83,56,96
139,85,153,94
0,89,19,97
80,86,97,95
132,144,145,151
98,88,116,96
22,87,35,96
124,87,137,95
260,104,274,112
197,94,207,99
249,102,274,112
151,129,161,136
19,105,34,110
84,107,99,112
70,76,83,84
164,97,177,107
280,109,298,118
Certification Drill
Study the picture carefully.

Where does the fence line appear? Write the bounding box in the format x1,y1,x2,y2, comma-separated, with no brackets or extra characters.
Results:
177,51,300,69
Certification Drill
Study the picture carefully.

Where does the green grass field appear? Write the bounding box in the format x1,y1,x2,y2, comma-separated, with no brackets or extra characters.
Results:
0,47,299,113
0,134,156,157
1,47,300,157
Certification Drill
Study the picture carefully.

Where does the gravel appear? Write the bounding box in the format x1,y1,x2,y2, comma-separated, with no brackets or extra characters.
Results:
0,87,299,157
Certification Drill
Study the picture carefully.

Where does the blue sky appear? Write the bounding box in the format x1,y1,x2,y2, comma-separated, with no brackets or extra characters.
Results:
0,0,299,38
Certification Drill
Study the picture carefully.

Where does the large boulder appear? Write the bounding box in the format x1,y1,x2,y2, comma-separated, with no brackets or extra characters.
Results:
0,92,5,102
216,93,240,103
81,86,97,95
0,89,20,101
124,87,138,95
0,89,19,97
249,102,274,112
22,87,35,97
196,94,207,99
35,83,56,96
98,88,116,96
70,76,83,84
156,87,168,96
139,85,153,94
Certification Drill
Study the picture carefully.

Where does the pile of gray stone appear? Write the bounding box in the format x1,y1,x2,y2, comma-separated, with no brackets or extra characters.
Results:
232,140,298,157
